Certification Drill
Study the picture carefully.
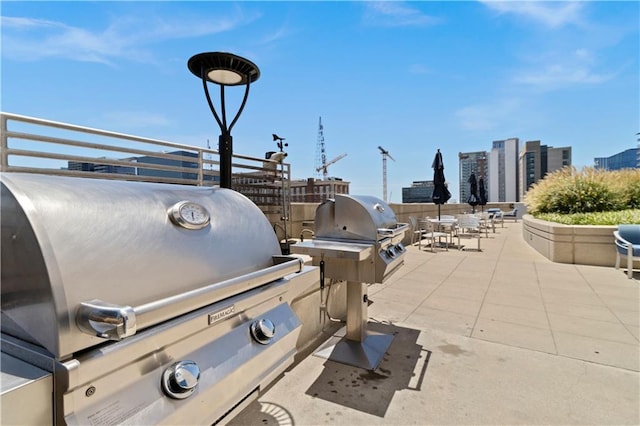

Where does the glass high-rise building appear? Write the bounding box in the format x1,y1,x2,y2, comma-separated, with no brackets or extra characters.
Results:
594,148,639,170
458,151,488,204
402,180,435,203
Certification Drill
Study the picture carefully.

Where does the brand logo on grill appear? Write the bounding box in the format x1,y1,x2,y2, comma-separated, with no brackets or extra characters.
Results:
208,305,235,325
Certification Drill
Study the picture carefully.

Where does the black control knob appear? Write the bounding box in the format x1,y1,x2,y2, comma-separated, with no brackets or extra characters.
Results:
250,318,275,345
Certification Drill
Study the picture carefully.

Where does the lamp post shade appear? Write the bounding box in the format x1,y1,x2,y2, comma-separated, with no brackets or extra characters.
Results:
188,52,260,86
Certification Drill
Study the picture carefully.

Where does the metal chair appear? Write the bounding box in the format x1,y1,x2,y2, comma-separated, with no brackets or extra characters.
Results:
503,208,518,222
455,214,482,251
409,216,426,249
473,212,492,236
421,220,450,252
614,224,640,279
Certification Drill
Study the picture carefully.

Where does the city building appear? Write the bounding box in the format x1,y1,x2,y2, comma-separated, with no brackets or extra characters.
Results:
594,148,639,170
458,151,489,204
489,138,519,202
68,150,216,182
290,178,350,203
519,141,571,199
402,180,435,203
68,157,136,175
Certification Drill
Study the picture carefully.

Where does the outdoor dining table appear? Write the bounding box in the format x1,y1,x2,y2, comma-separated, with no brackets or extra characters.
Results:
423,217,458,248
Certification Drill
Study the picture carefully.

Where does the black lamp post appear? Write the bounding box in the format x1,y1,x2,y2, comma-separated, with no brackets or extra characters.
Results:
188,52,260,189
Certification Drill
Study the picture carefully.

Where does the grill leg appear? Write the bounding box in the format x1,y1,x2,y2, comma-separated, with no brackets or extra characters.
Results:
346,281,367,342
313,281,394,370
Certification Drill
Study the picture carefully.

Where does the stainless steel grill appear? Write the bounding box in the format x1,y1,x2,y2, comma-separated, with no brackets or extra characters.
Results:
1,172,317,425
291,194,408,370
312,194,407,283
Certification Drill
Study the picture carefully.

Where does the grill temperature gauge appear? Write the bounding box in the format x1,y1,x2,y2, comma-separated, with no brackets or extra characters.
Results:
168,201,210,230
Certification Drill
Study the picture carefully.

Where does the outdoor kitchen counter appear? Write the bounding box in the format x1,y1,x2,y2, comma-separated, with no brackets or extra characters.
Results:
291,240,373,260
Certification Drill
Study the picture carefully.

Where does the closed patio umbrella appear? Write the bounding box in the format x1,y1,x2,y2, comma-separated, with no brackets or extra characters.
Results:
431,149,451,220
467,172,479,213
478,177,487,212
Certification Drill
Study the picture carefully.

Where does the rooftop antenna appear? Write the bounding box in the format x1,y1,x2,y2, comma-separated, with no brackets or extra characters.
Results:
378,146,395,202
314,117,326,179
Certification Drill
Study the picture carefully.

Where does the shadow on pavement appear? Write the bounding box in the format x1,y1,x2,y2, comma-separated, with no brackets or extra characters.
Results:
305,322,431,418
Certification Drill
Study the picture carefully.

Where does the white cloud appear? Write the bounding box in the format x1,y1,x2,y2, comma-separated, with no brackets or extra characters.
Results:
480,1,584,29
515,64,613,87
409,64,430,74
1,11,253,65
455,99,520,132
259,25,292,45
513,48,615,89
363,2,441,27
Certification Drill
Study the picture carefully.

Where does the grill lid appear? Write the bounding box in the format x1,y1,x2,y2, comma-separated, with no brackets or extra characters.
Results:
1,173,285,359
314,194,401,242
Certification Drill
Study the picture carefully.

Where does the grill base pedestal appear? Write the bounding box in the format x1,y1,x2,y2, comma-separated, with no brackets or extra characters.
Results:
313,328,394,371
314,281,394,371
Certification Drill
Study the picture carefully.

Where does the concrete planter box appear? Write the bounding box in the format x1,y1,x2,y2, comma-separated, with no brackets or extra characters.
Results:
522,215,617,266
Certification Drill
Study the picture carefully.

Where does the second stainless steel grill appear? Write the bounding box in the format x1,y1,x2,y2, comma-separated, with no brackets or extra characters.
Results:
302,194,408,283
291,194,408,370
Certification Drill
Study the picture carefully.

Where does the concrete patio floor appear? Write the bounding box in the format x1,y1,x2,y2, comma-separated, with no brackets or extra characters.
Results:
230,221,639,425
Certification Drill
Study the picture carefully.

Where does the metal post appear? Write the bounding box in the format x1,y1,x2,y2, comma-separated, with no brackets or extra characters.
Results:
219,132,232,189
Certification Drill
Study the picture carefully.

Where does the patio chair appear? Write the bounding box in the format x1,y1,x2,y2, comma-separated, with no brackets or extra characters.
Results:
409,216,427,249
421,220,450,252
614,224,640,279
503,208,518,222
492,211,504,228
487,208,504,228
474,212,493,236
455,214,481,251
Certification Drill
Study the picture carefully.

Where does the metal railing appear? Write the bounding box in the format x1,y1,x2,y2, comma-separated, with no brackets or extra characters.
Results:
0,112,291,214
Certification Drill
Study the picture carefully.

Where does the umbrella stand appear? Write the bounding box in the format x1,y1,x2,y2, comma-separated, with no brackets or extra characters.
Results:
478,177,488,213
467,173,479,215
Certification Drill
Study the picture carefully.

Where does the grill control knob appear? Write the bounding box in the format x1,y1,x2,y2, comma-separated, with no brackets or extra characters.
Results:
250,318,276,345
162,360,200,399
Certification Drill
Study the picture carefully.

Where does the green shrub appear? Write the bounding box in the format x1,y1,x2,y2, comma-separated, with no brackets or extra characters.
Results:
536,210,640,225
525,167,624,214
608,169,640,209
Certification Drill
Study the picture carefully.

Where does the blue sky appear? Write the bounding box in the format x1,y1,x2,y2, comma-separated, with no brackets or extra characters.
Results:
1,1,638,202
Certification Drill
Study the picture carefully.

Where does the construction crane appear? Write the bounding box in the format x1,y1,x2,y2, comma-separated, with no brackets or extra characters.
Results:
314,117,326,179
316,153,347,180
378,146,395,202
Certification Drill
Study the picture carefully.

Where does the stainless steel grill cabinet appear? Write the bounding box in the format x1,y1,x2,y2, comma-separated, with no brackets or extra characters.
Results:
1,172,318,425
291,194,408,370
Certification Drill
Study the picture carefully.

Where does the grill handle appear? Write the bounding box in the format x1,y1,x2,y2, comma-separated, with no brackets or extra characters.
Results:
377,223,409,238
76,256,303,341
76,300,137,340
